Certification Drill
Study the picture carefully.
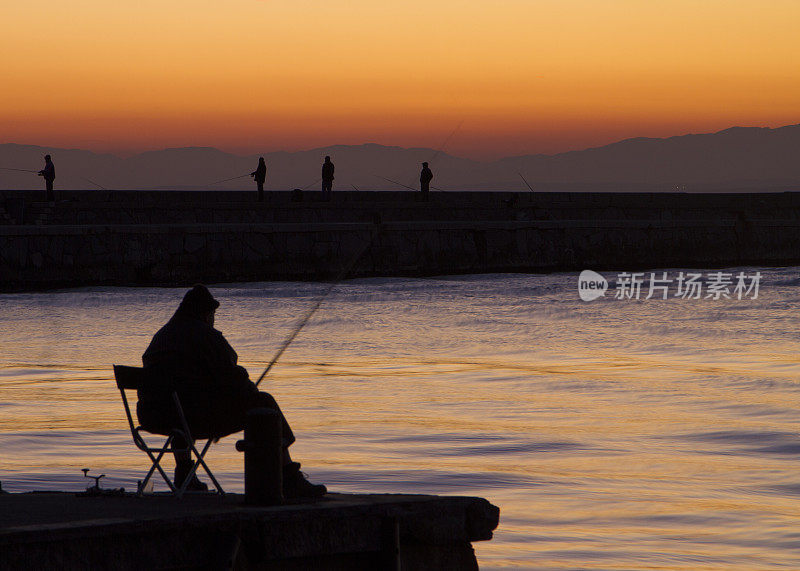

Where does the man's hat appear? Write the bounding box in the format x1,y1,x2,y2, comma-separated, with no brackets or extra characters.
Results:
179,284,220,315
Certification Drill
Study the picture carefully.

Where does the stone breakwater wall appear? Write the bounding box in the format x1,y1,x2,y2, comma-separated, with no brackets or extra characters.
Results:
1,190,799,290
0,493,500,570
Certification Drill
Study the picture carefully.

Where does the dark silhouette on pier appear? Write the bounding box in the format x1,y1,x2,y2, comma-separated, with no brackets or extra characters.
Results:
137,284,326,497
321,156,335,199
251,157,267,202
420,162,433,200
37,154,55,201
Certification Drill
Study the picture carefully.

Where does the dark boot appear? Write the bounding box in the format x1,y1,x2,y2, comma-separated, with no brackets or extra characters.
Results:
174,463,209,492
283,462,326,498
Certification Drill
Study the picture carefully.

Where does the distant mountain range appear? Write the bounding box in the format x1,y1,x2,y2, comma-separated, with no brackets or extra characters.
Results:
2,123,799,192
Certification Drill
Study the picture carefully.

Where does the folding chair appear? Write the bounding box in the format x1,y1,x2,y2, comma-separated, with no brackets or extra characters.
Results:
113,364,225,498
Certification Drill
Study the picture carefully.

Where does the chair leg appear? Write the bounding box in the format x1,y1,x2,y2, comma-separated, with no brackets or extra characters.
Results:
194,440,225,496
135,434,223,499
176,439,225,498
139,436,177,496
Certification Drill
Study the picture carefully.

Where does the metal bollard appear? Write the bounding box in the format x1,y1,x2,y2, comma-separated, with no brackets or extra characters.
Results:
235,408,283,505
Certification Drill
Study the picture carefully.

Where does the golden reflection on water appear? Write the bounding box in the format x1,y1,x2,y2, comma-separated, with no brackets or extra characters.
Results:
2,273,800,569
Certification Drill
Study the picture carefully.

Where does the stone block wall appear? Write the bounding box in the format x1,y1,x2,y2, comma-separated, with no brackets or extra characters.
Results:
1,190,799,290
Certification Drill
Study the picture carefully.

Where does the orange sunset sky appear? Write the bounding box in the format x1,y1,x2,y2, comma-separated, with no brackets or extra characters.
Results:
2,0,799,159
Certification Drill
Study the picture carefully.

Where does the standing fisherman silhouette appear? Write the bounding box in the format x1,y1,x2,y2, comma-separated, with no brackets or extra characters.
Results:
38,154,55,201
420,161,433,201
138,285,327,497
321,156,335,200
251,157,267,202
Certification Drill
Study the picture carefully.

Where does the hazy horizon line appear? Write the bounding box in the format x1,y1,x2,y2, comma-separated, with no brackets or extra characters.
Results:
4,121,798,164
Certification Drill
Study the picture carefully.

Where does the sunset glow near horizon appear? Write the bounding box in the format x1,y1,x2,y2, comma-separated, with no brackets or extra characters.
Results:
2,0,799,159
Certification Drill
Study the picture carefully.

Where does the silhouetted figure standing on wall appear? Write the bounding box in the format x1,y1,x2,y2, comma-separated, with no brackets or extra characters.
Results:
251,157,267,202
38,154,55,201
138,285,327,497
321,156,335,200
420,162,433,201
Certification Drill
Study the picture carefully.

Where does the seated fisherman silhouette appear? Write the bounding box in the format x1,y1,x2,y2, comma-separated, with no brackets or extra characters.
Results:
137,284,326,497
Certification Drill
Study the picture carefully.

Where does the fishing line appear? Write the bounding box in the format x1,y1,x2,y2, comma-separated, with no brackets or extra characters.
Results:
424,119,464,167
386,119,464,191
254,234,374,388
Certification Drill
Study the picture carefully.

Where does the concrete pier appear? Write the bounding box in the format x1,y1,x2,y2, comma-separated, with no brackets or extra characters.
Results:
0,492,499,570
1,189,799,290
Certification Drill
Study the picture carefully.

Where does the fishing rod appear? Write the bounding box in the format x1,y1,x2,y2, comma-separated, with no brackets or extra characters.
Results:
301,177,322,191
206,173,251,186
83,177,108,190
2,166,108,190
254,235,374,388
373,174,416,191
373,174,444,192
0,167,38,173
518,173,534,192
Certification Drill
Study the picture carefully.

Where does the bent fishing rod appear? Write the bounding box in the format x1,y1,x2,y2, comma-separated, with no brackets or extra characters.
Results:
254,235,374,388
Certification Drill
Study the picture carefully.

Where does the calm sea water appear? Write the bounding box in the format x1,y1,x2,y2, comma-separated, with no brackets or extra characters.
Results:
2,269,800,570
